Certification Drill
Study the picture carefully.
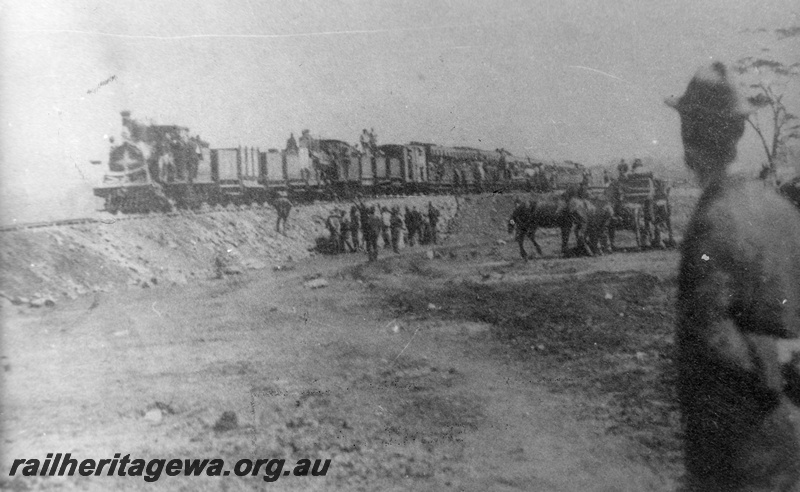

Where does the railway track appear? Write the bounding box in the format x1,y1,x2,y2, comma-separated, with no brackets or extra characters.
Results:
0,204,270,233
0,194,449,233
0,217,101,232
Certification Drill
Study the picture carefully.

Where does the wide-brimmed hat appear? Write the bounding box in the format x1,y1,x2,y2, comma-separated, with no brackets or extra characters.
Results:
665,61,754,118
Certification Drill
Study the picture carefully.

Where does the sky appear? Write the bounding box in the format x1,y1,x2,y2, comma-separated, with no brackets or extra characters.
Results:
1,0,799,224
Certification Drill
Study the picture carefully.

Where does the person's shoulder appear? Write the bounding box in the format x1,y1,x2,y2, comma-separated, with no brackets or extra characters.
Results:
689,177,800,252
724,178,800,225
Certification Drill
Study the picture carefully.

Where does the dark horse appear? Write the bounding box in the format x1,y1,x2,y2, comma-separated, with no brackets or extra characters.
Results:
507,196,572,260
508,187,615,260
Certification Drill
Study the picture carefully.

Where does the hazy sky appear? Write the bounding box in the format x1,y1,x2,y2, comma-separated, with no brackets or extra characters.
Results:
1,0,798,223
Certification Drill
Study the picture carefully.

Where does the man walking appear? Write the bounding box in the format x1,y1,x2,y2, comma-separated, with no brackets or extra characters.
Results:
273,192,293,235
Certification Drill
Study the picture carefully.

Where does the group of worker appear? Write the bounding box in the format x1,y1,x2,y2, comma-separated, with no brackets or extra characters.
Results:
325,201,440,261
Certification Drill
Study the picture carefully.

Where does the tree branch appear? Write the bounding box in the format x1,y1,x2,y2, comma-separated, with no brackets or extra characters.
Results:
747,116,774,169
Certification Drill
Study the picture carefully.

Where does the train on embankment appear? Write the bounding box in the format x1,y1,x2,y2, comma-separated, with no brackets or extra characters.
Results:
93,112,593,214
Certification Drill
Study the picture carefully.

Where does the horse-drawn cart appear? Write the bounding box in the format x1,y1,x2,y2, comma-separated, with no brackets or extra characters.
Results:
609,172,675,249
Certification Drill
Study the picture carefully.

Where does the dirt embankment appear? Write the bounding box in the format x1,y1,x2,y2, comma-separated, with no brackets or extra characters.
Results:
0,196,458,304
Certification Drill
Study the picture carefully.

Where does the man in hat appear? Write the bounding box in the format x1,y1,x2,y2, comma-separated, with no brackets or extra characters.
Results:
389,206,404,254
405,206,417,247
349,205,362,251
340,209,355,253
428,201,441,245
412,206,427,244
616,159,629,180
380,205,392,249
273,192,293,235
668,61,800,490
360,129,371,154
366,206,382,262
326,208,343,254
286,133,298,153
369,128,378,154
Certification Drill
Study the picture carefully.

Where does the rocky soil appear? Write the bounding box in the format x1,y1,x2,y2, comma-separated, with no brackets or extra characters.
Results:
1,187,706,491
0,196,458,306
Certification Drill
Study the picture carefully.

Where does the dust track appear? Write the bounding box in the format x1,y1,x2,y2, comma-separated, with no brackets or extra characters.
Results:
1,191,697,490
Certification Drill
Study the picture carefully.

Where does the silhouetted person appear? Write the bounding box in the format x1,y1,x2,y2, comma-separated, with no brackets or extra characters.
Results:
669,61,800,491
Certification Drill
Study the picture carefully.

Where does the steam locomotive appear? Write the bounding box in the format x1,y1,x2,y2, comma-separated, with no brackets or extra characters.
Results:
93,112,589,214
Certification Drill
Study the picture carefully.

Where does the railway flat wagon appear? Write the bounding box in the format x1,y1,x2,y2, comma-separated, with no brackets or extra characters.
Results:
262,149,286,192
210,148,245,204
374,150,389,189
358,153,373,190
238,146,265,204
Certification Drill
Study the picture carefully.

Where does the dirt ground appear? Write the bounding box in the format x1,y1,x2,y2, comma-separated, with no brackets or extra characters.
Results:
1,191,698,491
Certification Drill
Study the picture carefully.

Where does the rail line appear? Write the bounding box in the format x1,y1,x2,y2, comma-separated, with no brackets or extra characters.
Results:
0,193,453,233
0,204,261,233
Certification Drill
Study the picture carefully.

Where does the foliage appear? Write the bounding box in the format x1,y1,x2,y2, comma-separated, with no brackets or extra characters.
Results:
735,24,800,179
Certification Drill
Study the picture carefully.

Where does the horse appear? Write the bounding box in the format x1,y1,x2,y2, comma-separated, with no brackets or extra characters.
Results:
507,196,572,260
568,197,614,256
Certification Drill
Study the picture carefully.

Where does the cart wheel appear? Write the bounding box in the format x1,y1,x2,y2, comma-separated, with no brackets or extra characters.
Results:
633,208,643,250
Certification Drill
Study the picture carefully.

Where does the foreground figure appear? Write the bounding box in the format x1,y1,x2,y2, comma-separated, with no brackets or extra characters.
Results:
669,62,800,491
